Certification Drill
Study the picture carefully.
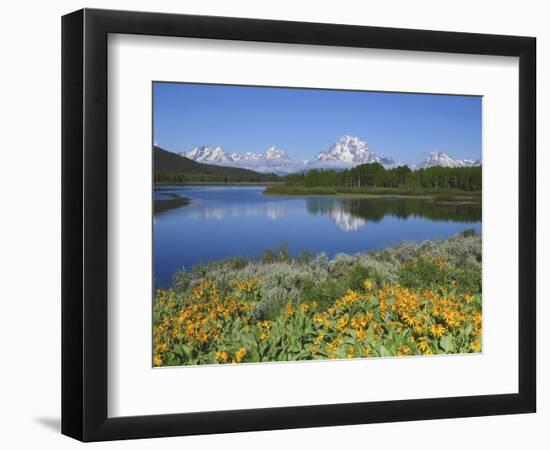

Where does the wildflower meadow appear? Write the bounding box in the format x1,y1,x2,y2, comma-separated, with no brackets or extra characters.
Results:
153,231,482,366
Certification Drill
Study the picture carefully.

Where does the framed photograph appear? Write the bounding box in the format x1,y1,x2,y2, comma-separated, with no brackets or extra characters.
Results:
62,8,536,441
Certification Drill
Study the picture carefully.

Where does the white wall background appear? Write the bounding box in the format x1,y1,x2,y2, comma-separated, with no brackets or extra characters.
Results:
0,0,546,448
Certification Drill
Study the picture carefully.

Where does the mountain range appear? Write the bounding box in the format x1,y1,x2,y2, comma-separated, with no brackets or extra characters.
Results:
176,135,480,174
183,145,300,174
154,146,277,182
410,151,481,170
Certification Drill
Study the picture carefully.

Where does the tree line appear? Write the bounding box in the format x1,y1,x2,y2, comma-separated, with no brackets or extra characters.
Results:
154,172,279,183
282,163,481,191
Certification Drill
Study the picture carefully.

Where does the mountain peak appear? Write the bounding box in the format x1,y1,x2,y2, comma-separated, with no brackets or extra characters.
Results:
415,151,478,169
338,135,363,144
310,135,396,168
314,135,371,162
184,145,232,164
428,150,448,157
264,146,290,160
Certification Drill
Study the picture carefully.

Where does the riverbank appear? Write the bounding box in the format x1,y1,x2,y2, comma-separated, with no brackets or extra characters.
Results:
155,181,282,187
154,195,192,215
153,231,482,366
153,182,481,202
263,185,481,202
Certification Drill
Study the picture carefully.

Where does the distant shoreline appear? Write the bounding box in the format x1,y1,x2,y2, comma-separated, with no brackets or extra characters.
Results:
263,185,481,203
154,181,281,187
153,182,481,203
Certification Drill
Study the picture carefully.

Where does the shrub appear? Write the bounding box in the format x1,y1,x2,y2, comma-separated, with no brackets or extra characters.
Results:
254,265,316,319
398,256,454,292
161,231,481,324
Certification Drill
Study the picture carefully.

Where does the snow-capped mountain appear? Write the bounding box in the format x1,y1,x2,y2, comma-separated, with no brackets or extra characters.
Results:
413,151,480,169
183,145,238,164
183,145,305,174
235,147,305,173
262,146,289,161
180,139,479,174
236,146,292,163
309,135,396,169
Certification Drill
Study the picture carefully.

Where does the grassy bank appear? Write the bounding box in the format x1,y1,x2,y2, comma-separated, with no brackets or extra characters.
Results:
154,196,191,215
263,185,481,202
153,231,482,366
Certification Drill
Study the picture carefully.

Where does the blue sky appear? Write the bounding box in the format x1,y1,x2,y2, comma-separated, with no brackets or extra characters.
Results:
153,82,481,162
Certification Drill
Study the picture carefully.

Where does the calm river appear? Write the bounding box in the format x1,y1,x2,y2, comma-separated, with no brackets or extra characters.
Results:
153,185,481,288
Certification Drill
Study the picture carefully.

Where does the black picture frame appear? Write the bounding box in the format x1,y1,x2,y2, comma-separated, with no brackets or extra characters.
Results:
62,8,536,442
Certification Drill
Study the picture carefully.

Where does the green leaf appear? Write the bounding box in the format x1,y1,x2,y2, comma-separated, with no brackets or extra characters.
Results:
174,344,194,360
165,352,180,366
440,334,454,353
248,347,261,362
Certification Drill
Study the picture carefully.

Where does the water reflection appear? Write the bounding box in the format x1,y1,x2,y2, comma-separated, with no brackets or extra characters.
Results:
153,186,482,288
186,202,289,221
306,198,481,230
154,188,481,232
265,203,286,220
327,207,366,231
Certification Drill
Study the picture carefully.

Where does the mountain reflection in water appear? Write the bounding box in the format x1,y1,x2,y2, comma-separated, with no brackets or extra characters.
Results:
153,185,481,287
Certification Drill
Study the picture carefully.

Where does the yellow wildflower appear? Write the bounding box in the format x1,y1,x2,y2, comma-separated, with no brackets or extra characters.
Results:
336,315,349,332
397,346,412,356
351,315,363,330
196,329,208,343
403,314,417,327
233,347,247,363
285,301,294,319
153,354,162,366
418,338,429,353
430,324,445,338
215,351,229,362
470,339,482,352
314,332,325,345
364,279,373,291
355,329,366,340
379,299,387,319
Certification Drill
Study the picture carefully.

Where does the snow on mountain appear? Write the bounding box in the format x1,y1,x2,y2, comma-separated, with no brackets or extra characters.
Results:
309,135,396,169
184,145,304,174
183,145,235,164
312,135,378,164
232,147,305,174
264,146,290,161
413,151,480,169
181,140,479,174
